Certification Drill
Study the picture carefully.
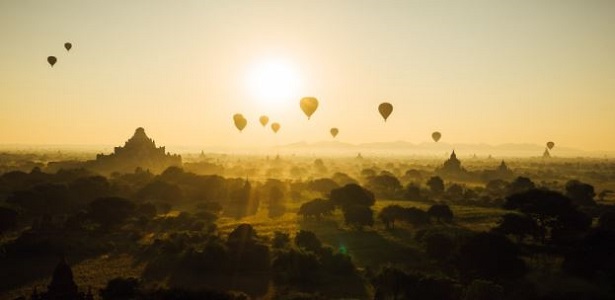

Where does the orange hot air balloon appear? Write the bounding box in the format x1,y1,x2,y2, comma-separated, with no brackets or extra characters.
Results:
259,115,269,127
233,114,247,132
330,128,339,138
432,131,442,142
546,141,555,150
271,122,280,133
300,97,319,120
378,102,393,121
64,42,72,52
47,56,57,67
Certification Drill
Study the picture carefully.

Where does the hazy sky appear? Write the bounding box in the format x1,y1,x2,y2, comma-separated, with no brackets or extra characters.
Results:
1,0,614,152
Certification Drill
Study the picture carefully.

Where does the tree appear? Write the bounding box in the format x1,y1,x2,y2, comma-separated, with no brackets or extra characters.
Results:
295,230,322,252
403,183,423,201
426,176,445,195
100,277,140,300
507,176,535,195
428,204,454,223
446,184,464,200
458,232,526,280
330,184,375,208
298,198,334,219
378,205,405,230
272,231,290,249
0,207,18,234
227,223,257,244
343,205,374,229
565,180,596,206
88,197,135,230
598,211,615,231
366,174,402,199
307,178,339,196
136,180,183,203
402,207,431,227
493,213,539,242
503,188,589,243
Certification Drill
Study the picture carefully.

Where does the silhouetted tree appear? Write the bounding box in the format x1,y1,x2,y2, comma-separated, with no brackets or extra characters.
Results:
403,183,423,201
343,205,374,229
562,229,615,282
426,176,445,196
493,213,539,242
0,206,18,234
136,180,183,203
366,174,402,199
428,204,453,223
372,267,458,300
295,230,322,252
272,248,320,284
378,205,405,230
402,207,431,227
307,178,339,196
507,176,535,195
88,197,135,230
565,179,596,206
446,183,464,200
598,211,615,231
298,198,334,219
268,185,286,218
100,277,139,300
272,231,290,249
458,232,526,280
485,179,509,196
330,184,376,208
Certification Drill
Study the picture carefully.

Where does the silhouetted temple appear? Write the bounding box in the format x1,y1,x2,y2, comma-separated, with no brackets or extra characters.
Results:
543,148,551,158
26,257,93,300
436,150,467,176
91,127,182,173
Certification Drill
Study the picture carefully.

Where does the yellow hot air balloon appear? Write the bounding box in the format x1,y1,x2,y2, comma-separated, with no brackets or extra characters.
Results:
378,102,393,122
330,128,339,138
64,42,72,52
432,131,442,142
233,113,247,132
259,115,269,127
47,56,57,67
300,97,319,120
546,141,555,150
271,122,281,133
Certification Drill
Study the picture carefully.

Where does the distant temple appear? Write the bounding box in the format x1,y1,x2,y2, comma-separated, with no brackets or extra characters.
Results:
27,257,93,300
481,160,514,181
90,127,182,174
543,148,551,158
436,150,467,177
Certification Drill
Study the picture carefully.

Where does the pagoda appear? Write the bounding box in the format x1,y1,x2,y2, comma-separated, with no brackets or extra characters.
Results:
91,127,182,173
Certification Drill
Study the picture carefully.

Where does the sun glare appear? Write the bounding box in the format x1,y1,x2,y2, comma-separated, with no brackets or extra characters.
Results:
245,59,302,109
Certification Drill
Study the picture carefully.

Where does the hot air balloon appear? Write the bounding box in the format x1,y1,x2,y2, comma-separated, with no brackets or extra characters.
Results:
432,131,442,142
64,42,72,52
259,115,269,127
47,56,57,67
271,122,280,133
330,128,339,138
546,141,555,150
300,97,318,120
233,114,247,132
378,102,393,122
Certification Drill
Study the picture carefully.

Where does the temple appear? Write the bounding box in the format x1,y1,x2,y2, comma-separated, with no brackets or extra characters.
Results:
91,127,182,173
436,150,467,176
28,257,93,300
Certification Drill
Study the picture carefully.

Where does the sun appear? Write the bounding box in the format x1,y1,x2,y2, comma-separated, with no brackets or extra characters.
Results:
245,58,302,109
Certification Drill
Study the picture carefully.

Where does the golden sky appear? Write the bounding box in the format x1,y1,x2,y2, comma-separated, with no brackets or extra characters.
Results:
1,1,614,152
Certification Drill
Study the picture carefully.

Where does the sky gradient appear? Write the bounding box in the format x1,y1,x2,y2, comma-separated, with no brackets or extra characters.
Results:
1,1,614,152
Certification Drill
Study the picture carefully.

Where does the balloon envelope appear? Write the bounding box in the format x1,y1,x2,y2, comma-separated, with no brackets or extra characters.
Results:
432,131,441,142
64,42,72,51
271,123,280,133
47,56,57,67
259,115,269,127
330,128,339,138
546,141,555,150
378,102,393,121
233,114,247,132
300,97,319,120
